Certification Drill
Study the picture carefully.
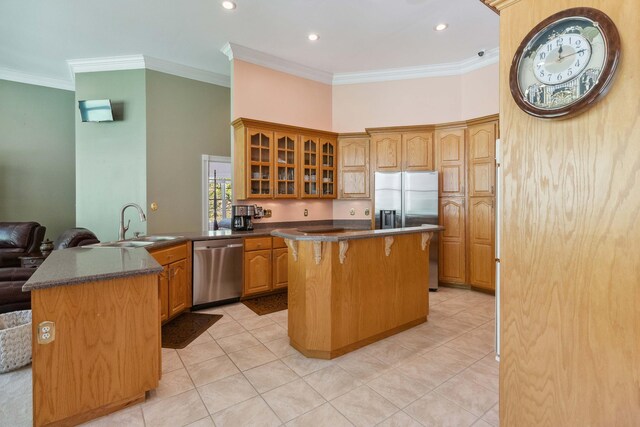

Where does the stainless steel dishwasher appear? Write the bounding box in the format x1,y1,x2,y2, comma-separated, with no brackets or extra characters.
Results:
193,239,244,309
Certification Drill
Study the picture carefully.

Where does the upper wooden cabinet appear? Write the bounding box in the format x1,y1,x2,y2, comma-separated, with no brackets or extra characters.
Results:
274,132,298,198
247,128,274,198
436,128,466,197
320,138,337,198
338,135,370,199
468,122,497,197
402,132,434,171
233,118,338,200
372,133,402,171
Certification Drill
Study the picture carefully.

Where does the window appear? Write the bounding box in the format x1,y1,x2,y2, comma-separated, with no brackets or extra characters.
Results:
202,156,232,230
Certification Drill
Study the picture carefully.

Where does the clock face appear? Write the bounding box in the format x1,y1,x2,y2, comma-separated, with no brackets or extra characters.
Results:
510,8,620,119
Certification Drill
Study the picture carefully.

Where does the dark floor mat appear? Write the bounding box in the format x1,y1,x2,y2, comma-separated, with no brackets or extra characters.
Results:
242,291,288,316
161,312,222,349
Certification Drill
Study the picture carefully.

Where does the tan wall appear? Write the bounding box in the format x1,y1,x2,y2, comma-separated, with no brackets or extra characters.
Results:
496,1,640,425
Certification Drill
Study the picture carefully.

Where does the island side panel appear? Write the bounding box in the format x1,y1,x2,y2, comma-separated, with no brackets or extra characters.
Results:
331,234,429,353
31,274,160,427
288,240,333,356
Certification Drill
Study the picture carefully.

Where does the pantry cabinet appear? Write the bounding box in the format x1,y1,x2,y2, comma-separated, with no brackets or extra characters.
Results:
436,128,466,197
468,197,495,290
439,197,467,284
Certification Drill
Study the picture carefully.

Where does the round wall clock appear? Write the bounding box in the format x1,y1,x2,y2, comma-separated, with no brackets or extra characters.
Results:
509,8,621,119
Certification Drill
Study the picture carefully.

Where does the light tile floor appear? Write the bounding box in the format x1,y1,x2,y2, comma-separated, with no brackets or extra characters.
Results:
0,287,498,426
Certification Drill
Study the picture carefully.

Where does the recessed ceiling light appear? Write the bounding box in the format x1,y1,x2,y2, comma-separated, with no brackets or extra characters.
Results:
222,1,236,10
308,33,320,41
434,23,448,31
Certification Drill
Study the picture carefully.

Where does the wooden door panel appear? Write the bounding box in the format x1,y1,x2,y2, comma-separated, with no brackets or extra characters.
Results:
436,129,465,197
273,248,288,289
469,126,494,161
471,162,494,196
341,140,367,168
159,266,170,323
440,241,465,282
441,199,465,239
374,134,401,171
342,171,367,196
168,259,188,318
244,250,272,296
403,132,433,170
469,197,494,290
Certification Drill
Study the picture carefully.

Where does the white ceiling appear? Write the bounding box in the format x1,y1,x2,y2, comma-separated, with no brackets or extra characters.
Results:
0,0,498,87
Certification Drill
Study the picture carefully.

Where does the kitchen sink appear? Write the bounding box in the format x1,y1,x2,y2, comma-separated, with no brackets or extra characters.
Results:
133,235,181,242
89,241,155,248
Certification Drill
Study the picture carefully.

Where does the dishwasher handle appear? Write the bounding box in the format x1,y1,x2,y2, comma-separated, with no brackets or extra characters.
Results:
194,243,244,250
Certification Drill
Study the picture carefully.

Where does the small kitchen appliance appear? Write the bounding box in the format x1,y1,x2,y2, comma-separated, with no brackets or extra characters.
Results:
231,205,255,231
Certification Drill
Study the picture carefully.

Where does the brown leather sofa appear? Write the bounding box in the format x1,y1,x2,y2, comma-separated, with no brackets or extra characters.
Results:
0,227,99,314
0,268,33,314
54,228,99,249
0,222,46,268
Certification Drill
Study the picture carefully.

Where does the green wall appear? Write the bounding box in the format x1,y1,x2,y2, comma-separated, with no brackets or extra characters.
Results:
75,70,148,241
146,70,230,233
0,80,75,241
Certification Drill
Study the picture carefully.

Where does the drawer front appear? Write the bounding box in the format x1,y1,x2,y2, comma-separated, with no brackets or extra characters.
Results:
244,237,272,252
272,236,287,249
150,243,188,265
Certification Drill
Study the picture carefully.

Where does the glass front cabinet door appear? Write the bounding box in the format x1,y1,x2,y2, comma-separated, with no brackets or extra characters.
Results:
320,138,337,198
247,128,273,198
301,136,319,198
274,132,298,198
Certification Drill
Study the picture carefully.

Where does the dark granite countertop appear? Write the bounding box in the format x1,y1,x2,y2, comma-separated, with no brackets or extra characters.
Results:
23,247,162,291
271,224,444,242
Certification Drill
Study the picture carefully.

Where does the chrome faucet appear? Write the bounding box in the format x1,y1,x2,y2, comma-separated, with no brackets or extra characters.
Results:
119,203,147,240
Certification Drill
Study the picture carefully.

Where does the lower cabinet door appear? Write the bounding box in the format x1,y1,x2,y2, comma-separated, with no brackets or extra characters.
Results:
159,265,170,323
439,197,467,284
272,248,288,289
168,259,188,318
469,197,495,290
244,250,272,296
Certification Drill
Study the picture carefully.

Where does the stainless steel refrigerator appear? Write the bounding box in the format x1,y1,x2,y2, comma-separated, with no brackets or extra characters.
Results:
374,171,439,290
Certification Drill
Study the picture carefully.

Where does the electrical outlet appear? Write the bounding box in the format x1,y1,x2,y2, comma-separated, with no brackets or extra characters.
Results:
365,208,370,216
37,321,55,344
349,208,355,216
304,209,309,217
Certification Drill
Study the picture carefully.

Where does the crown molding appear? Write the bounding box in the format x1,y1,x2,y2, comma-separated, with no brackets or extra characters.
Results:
483,0,523,11
143,57,230,87
332,47,499,85
0,67,75,91
67,55,230,87
221,42,333,85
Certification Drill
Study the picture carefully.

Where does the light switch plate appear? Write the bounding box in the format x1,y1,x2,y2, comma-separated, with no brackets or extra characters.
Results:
37,321,55,344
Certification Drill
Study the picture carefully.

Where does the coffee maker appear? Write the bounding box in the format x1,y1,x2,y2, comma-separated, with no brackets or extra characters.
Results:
231,205,255,231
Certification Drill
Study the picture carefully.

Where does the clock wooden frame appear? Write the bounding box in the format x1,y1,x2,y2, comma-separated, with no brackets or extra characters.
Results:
509,7,621,119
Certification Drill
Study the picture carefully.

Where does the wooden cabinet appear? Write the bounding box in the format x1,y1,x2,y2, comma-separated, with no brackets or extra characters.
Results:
244,250,272,295
301,136,320,198
247,128,274,198
232,118,338,200
436,128,466,197
469,197,495,290
274,132,298,198
320,138,337,198
468,122,496,197
402,132,434,171
272,248,289,289
243,237,288,297
439,197,466,284
338,135,370,199
372,133,402,171
149,242,192,323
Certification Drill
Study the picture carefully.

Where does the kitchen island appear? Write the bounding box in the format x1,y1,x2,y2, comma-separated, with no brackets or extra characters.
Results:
272,225,442,359
24,247,162,427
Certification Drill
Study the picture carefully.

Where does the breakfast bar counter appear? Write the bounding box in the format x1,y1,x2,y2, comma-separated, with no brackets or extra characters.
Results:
272,225,442,359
